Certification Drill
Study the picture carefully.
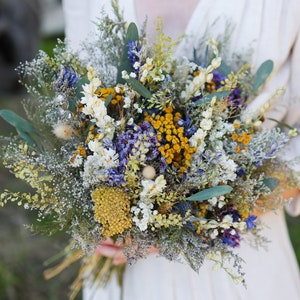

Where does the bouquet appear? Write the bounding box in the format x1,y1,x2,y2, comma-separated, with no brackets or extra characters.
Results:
0,2,298,298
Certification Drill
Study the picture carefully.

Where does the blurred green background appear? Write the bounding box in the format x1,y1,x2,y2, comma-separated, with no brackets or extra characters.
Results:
0,1,299,300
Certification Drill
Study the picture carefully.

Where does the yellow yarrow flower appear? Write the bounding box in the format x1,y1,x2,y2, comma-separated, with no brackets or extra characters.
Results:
92,186,132,237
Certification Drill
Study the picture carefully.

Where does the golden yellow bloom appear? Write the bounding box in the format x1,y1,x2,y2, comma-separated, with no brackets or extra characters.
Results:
144,106,196,176
95,86,124,105
92,186,132,237
232,133,238,140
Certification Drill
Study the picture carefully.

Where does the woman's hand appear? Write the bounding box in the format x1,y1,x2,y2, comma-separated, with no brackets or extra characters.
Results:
253,187,300,216
96,238,127,265
96,238,159,265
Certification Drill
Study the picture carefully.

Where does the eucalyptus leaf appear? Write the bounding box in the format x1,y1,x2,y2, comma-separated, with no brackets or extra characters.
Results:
194,90,231,106
104,94,113,107
0,109,36,133
125,77,152,99
117,22,139,84
0,109,38,146
75,77,89,99
186,185,233,202
68,98,78,112
217,61,231,76
16,129,36,146
261,177,280,192
253,60,274,92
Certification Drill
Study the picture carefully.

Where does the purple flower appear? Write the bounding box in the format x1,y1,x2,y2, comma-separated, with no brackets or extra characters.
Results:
105,168,125,186
211,70,226,89
222,228,241,247
116,122,160,171
227,87,243,107
244,215,257,230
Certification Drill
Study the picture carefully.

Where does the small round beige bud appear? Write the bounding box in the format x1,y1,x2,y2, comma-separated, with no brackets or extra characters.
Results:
142,165,156,179
52,123,73,140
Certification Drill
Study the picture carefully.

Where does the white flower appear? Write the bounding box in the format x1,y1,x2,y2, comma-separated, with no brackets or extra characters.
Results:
127,117,134,125
53,94,64,104
69,154,83,167
202,107,213,119
133,103,143,113
133,61,141,70
81,154,107,187
200,119,213,131
210,229,219,239
123,96,131,108
140,175,167,201
189,128,206,147
131,202,157,231
88,141,119,167
121,70,130,80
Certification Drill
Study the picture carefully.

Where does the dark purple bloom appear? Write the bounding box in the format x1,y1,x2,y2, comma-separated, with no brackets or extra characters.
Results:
244,215,257,230
236,167,246,177
222,228,241,247
211,70,226,89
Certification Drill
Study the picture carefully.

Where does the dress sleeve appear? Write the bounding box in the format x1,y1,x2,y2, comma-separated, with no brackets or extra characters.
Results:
283,24,300,217
62,0,113,51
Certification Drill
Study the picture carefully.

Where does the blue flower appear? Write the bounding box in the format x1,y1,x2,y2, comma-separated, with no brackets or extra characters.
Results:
177,115,197,137
128,40,141,73
236,167,246,177
244,215,257,230
55,68,79,89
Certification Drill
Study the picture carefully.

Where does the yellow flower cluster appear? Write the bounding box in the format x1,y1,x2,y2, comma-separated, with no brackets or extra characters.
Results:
144,106,196,175
232,123,252,152
92,186,132,237
95,87,124,105
151,213,183,229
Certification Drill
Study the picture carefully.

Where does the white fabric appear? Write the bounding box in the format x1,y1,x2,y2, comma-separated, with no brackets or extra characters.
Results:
62,0,300,299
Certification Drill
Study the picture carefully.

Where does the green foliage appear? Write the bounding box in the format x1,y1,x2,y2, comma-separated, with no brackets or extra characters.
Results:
125,78,152,99
261,177,280,192
117,22,139,83
194,90,231,106
0,110,38,146
253,60,274,92
186,185,233,202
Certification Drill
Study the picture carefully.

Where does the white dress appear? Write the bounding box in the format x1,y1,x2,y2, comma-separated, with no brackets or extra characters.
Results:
62,1,300,299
